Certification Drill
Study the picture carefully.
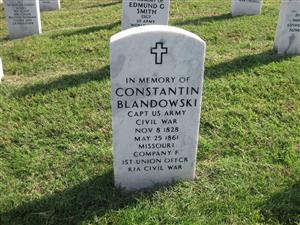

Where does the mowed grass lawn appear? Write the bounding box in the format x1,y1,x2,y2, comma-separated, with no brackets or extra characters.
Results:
0,0,299,224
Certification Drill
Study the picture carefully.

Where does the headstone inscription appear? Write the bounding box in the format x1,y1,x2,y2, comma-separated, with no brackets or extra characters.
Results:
110,25,206,191
4,0,42,39
274,0,300,54
39,0,60,11
231,0,263,16
0,58,3,83
122,0,170,30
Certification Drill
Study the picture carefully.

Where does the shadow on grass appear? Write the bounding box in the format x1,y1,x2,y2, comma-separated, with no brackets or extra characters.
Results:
206,50,293,79
14,66,110,98
262,181,300,225
172,13,236,26
0,36,9,43
85,0,121,9
0,170,169,225
51,21,120,38
13,50,294,98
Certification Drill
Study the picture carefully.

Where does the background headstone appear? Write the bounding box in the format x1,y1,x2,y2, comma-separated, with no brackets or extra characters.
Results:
110,25,206,190
122,0,170,30
0,0,3,4
274,0,300,54
4,0,42,39
0,58,3,83
231,0,263,16
39,0,60,11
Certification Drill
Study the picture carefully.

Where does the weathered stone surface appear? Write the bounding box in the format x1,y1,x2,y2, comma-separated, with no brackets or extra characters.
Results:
4,0,42,39
39,0,60,11
274,0,300,54
231,0,263,16
122,0,170,30
110,25,206,190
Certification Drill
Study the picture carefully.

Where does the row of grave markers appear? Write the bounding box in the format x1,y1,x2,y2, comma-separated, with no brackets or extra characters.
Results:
121,0,264,29
1,0,60,39
0,0,60,81
1,0,298,54
0,1,299,190
111,0,300,190
0,0,60,11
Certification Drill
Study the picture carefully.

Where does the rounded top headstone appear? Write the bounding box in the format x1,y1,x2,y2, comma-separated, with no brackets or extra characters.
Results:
111,25,205,46
110,25,206,190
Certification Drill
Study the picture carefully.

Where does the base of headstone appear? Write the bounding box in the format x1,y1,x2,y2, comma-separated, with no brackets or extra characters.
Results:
231,0,263,16
274,0,300,55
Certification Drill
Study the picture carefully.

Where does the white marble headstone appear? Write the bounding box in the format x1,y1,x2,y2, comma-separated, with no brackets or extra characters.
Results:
0,58,4,83
0,0,3,4
231,0,263,16
122,0,170,30
4,0,42,39
39,0,60,11
110,25,206,191
274,0,300,54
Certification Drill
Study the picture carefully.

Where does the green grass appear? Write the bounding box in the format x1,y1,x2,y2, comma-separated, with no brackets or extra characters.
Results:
0,0,299,224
